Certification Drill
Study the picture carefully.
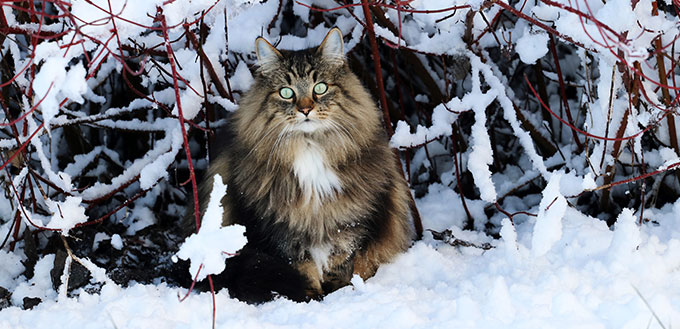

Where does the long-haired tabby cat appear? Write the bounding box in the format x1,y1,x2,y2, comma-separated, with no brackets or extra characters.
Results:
195,28,414,303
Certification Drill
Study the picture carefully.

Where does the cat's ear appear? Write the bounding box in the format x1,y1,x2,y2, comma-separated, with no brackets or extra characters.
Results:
255,37,282,66
318,28,344,62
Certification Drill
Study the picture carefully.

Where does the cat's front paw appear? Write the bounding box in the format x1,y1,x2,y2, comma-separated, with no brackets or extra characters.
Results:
214,246,311,304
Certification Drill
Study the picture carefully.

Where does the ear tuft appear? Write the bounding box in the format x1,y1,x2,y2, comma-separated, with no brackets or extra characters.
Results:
255,37,282,66
318,28,344,62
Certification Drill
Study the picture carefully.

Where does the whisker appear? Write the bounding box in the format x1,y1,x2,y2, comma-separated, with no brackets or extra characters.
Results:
326,119,356,156
328,119,353,142
244,122,284,159
268,124,291,170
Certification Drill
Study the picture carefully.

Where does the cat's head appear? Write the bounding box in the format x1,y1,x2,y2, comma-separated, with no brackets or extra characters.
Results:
249,28,361,134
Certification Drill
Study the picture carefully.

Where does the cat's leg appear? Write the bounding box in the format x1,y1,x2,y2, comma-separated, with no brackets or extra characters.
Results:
296,260,324,299
321,253,355,294
297,252,355,297
214,246,311,304
353,180,413,279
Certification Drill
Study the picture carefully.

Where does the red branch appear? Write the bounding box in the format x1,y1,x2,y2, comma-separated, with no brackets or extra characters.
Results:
157,9,201,232
158,9,216,326
586,161,680,193
295,1,470,14
361,0,393,136
525,74,663,142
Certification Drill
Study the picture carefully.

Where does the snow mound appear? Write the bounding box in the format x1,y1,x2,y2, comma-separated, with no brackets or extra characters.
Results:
531,172,567,257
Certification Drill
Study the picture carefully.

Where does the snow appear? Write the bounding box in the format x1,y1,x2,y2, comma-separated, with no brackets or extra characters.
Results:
231,61,254,91
499,218,519,261
607,208,640,262
175,174,247,282
110,234,123,250
10,255,57,306
124,206,157,235
92,232,109,251
0,251,23,289
391,51,551,186
531,172,567,257
582,173,598,190
32,60,88,131
43,196,89,234
3,194,680,328
467,64,498,203
515,30,549,64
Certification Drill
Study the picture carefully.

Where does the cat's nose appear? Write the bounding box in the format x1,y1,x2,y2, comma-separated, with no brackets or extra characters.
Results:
298,107,313,116
297,97,315,116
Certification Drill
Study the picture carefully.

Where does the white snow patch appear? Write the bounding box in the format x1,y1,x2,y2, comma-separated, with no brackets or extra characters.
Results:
582,172,597,190
138,123,183,190
92,232,109,250
110,234,123,250
44,196,88,234
515,30,550,64
350,274,366,292
0,251,24,289
4,191,680,328
499,218,520,261
485,276,515,323
11,255,57,305
33,60,88,130
124,206,157,235
176,174,247,282
231,61,254,91
467,65,498,203
608,208,640,262
531,173,567,257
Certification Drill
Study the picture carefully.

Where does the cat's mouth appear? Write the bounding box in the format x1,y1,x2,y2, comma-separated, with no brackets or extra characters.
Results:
295,119,323,133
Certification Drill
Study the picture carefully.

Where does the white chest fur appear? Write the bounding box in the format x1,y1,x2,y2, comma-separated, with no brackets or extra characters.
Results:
293,142,342,203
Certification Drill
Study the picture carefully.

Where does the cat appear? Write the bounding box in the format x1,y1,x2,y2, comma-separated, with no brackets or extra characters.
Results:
193,28,414,303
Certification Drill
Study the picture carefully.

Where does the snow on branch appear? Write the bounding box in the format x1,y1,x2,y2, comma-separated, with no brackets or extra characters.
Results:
176,174,246,282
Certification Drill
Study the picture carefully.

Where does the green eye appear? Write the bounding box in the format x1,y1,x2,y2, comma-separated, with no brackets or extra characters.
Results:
313,82,328,95
279,87,295,99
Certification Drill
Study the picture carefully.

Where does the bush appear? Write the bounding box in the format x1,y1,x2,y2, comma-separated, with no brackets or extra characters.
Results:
0,0,678,301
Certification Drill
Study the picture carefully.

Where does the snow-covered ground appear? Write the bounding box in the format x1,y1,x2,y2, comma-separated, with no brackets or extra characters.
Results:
2,184,679,329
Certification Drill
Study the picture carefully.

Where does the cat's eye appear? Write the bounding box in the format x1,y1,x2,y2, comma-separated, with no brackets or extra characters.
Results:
313,82,328,95
279,87,295,99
